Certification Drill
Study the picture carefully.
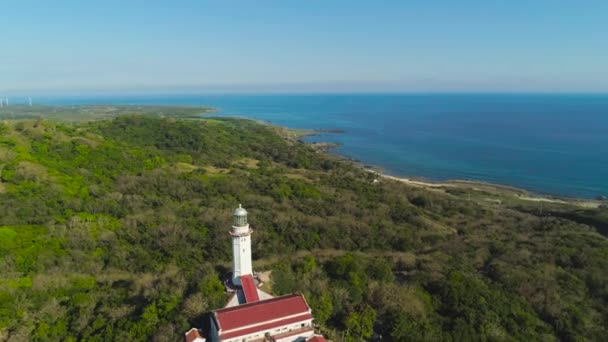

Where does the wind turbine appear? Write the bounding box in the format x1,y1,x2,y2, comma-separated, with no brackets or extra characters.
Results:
29,97,32,106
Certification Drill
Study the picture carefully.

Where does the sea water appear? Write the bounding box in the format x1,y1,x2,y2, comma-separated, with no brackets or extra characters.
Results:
39,94,608,199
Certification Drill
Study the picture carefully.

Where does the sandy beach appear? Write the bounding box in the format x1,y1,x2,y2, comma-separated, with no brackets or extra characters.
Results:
373,170,602,209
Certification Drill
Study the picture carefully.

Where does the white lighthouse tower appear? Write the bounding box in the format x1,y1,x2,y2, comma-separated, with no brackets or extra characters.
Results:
230,204,253,286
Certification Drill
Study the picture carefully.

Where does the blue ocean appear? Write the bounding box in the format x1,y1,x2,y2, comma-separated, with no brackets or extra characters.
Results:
38,94,608,199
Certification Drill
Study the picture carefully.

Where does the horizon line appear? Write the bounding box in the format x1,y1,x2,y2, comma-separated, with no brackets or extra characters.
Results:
2,90,608,98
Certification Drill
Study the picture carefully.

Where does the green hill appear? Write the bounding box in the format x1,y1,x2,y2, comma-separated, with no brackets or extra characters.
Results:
0,109,606,341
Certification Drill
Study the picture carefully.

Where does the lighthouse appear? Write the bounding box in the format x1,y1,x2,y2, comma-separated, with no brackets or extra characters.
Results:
184,204,328,342
230,204,253,286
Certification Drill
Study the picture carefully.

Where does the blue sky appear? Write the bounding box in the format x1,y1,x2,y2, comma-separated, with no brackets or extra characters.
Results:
1,0,607,94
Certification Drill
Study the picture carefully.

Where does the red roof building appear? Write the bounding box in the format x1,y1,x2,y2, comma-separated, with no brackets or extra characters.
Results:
209,293,315,342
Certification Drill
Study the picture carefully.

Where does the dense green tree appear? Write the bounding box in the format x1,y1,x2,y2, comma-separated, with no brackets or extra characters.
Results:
0,114,605,341
345,304,377,340
271,262,297,296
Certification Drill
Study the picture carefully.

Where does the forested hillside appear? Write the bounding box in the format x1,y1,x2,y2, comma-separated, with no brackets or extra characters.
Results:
0,114,606,341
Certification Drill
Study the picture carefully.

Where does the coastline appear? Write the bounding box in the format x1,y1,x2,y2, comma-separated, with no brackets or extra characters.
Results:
23,104,591,208
252,119,604,208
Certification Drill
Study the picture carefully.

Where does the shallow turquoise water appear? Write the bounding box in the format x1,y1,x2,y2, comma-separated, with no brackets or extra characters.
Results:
41,94,608,198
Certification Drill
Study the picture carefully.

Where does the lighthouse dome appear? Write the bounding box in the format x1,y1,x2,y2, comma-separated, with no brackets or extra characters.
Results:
233,204,247,217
